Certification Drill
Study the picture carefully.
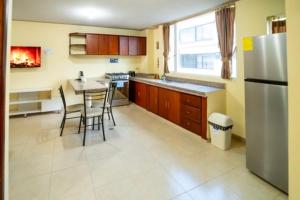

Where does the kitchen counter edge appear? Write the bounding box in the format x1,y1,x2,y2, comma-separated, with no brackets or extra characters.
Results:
130,77,224,97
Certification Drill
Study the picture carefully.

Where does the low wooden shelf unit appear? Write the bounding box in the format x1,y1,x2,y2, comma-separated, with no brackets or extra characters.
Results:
9,87,61,117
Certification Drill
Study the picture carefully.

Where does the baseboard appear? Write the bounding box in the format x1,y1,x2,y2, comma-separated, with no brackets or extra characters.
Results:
232,134,246,143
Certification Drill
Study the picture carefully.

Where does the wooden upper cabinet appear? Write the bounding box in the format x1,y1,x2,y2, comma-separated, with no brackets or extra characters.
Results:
76,33,145,56
86,34,99,55
138,37,147,56
119,36,129,56
129,37,138,56
129,36,147,56
108,35,119,55
87,34,119,55
98,34,109,55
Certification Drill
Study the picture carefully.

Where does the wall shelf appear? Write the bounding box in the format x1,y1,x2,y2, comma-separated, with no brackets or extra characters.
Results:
69,33,87,55
68,32,147,56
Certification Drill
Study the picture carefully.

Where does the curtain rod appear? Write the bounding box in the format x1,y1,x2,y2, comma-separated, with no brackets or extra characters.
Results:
147,0,239,29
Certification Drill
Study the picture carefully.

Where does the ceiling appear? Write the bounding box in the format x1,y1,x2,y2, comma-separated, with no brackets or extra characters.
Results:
12,0,228,30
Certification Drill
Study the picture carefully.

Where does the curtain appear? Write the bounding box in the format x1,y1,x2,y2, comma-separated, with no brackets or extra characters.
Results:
272,20,286,33
163,24,170,74
215,6,236,79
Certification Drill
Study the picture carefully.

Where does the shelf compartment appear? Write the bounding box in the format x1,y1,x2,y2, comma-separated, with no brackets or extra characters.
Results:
10,102,42,116
9,87,61,117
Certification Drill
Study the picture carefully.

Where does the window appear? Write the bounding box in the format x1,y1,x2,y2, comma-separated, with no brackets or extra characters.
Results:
180,27,195,43
169,12,236,77
267,15,286,34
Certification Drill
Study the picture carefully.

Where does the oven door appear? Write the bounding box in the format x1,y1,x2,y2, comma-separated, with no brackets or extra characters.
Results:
112,80,129,106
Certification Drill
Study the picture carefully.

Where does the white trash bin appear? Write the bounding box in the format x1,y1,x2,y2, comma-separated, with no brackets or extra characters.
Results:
208,113,233,150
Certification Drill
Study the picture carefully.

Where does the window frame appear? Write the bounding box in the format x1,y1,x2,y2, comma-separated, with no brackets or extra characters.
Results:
169,12,237,78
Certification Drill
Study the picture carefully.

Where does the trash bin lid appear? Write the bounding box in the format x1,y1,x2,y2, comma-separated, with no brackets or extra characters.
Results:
208,113,233,127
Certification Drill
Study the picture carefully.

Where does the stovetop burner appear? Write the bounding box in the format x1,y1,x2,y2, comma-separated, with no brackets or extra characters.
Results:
105,72,129,81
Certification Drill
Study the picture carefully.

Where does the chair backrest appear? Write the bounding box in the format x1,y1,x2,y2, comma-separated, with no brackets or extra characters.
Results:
107,82,117,105
83,89,108,117
59,86,67,111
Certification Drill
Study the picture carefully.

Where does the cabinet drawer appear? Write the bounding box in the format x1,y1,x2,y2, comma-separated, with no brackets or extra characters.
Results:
181,93,201,108
181,104,201,123
181,118,201,135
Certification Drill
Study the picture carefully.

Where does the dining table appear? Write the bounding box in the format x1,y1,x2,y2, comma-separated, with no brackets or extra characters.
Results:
68,78,109,128
68,78,109,94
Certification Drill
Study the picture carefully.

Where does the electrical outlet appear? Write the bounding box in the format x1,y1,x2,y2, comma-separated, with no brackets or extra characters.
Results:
109,58,119,63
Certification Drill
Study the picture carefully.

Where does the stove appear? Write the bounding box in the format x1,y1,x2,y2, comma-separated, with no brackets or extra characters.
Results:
105,72,130,106
105,73,129,81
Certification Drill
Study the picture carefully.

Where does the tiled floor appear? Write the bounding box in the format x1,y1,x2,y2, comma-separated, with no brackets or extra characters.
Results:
9,104,288,200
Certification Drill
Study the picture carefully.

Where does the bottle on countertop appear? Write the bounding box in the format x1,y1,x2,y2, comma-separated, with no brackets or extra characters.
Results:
79,71,86,82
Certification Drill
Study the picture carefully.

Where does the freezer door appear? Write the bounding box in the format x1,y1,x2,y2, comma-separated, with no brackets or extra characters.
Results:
244,33,287,82
245,81,288,193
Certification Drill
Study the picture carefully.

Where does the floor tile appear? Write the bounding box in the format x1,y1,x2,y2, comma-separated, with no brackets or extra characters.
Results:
172,193,193,200
52,148,87,171
10,174,50,200
9,104,287,200
95,167,185,200
10,154,53,181
49,164,94,200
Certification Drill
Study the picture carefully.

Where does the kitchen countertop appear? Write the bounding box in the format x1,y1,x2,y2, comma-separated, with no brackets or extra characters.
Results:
130,77,224,97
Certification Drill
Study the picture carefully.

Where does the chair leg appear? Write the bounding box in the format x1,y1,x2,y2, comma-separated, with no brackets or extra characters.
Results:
98,116,100,130
110,107,116,126
83,120,87,146
92,117,95,130
60,114,66,136
60,116,64,128
101,117,106,141
78,115,82,134
106,107,111,120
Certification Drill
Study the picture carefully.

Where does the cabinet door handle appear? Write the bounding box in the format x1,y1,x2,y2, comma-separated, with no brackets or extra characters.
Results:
186,111,190,114
186,122,190,126
186,99,190,103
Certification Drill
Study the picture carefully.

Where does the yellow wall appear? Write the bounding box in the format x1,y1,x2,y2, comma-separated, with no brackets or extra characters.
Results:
286,0,300,198
151,0,285,138
10,21,149,103
10,2,287,138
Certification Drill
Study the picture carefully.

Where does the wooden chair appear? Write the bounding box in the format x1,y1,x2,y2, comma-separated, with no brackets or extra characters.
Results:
92,82,117,126
78,89,108,146
59,86,82,136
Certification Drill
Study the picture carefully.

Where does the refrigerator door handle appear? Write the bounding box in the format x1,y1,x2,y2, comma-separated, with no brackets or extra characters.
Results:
245,78,288,86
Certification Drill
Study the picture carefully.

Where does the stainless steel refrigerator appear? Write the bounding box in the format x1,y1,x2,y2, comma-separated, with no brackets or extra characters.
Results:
244,33,288,193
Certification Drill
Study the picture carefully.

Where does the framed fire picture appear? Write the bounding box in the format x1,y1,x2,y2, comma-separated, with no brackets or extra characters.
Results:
10,46,41,68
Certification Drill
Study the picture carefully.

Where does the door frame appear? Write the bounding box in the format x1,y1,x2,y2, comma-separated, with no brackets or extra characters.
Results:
0,0,9,199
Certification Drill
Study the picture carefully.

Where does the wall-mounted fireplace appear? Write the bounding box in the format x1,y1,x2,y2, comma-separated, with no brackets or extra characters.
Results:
10,46,41,68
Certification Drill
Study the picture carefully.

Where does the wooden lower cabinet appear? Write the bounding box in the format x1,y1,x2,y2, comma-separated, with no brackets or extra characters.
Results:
181,118,201,135
134,82,148,109
147,85,158,114
180,93,207,139
130,81,207,139
181,104,201,123
158,88,180,125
